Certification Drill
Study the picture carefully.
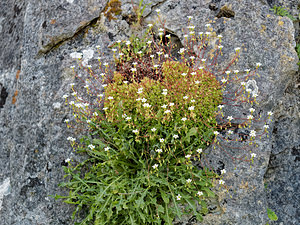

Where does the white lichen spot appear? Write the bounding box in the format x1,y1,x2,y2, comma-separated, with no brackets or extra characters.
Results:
0,178,10,210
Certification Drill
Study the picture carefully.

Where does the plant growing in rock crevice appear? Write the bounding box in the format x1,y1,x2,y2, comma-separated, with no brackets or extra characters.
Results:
56,13,271,225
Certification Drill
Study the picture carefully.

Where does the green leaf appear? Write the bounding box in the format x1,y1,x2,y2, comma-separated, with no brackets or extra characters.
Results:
267,208,278,221
160,189,169,204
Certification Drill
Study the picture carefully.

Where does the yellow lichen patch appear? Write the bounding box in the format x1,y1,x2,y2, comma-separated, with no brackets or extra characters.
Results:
278,20,284,26
267,14,271,18
260,25,266,33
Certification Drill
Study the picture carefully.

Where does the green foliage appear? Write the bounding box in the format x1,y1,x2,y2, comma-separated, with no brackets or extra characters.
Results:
270,5,296,21
267,208,278,221
133,0,152,25
61,13,268,224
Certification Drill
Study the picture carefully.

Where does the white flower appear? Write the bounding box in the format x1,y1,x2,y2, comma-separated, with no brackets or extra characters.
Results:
169,103,174,106
233,70,239,73
218,45,223,49
111,48,117,52
197,191,203,196
250,130,256,137
150,55,154,58
245,69,250,72
137,51,142,54
69,83,75,87
104,147,110,151
218,35,223,38
263,125,269,129
221,169,226,174
148,24,153,27
156,51,163,56
252,93,258,98
187,26,195,29
241,82,246,86
71,92,77,96
126,41,131,45
247,115,254,120
205,32,211,35
249,108,255,113
173,134,179,139
147,40,152,45
158,32,164,36
136,98,141,101
151,128,157,132
267,111,273,116
251,153,257,158
191,99,196,103
197,148,202,153
67,137,75,142
133,129,139,134
195,80,200,84
161,104,168,108
183,96,188,99
164,110,171,114
187,16,193,19
88,144,95,150
188,106,195,111
70,65,75,69
219,179,225,185
164,54,169,58
256,63,262,67
228,130,233,135
69,101,75,105
155,9,161,13
86,120,91,124
125,117,131,121
123,81,129,84
65,158,71,163
93,112,98,116
181,73,187,76
108,96,114,100
218,105,224,109
53,102,61,109
181,117,187,121
119,53,124,56
103,107,108,110
185,154,191,159
162,91,167,95
159,138,164,143
152,164,158,169
102,84,107,88
176,194,181,200
143,103,151,108
201,59,206,62
221,78,227,83
64,119,70,123
84,84,89,88
116,40,121,43
214,131,219,136
179,48,185,54
191,72,196,75
131,68,137,72
225,71,231,75
156,149,163,153
141,98,147,102
234,47,241,51
205,24,211,27
198,66,204,70
186,178,192,183
199,32,203,35
153,64,159,68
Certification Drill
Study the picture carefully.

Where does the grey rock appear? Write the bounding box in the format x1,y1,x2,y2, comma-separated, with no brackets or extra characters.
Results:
0,0,299,224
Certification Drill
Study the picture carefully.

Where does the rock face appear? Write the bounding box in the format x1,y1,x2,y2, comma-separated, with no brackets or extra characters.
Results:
0,0,299,224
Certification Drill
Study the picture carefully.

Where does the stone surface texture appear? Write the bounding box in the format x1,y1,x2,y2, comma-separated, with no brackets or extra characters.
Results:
0,0,299,224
